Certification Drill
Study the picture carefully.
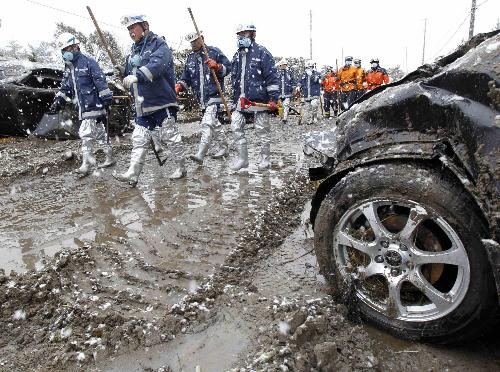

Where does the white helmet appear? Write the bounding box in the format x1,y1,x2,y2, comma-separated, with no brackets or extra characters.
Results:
306,60,315,68
276,58,288,67
120,14,148,28
185,31,203,43
235,23,256,34
56,32,80,50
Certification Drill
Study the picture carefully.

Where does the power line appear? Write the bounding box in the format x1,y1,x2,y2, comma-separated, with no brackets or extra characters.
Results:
23,0,184,49
432,0,490,59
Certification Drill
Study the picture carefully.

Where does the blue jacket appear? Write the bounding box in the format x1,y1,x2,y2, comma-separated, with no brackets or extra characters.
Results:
124,32,177,117
277,69,295,98
56,53,112,120
299,70,321,100
230,42,280,109
178,46,231,108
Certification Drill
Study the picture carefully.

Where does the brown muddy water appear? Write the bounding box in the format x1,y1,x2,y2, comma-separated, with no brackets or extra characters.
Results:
0,118,498,371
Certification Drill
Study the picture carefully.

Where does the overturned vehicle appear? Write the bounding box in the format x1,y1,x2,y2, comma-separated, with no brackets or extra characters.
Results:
305,30,499,343
0,61,131,138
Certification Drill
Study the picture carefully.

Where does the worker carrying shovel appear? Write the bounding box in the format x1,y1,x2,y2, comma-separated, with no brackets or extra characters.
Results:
229,22,280,171
48,32,115,176
176,31,231,165
113,14,187,186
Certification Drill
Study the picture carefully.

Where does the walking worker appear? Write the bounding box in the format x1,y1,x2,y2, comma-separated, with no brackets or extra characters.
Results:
320,66,338,118
49,32,115,176
353,58,366,101
365,58,390,90
176,31,231,164
297,60,321,125
113,14,186,186
276,58,295,124
229,22,280,171
337,56,358,111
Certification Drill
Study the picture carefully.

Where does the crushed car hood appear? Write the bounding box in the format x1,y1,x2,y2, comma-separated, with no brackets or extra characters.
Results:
305,30,499,184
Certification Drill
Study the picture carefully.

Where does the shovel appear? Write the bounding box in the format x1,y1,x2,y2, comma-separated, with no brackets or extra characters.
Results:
239,97,275,110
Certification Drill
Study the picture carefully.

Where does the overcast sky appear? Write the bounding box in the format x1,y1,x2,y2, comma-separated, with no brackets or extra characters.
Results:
0,0,498,71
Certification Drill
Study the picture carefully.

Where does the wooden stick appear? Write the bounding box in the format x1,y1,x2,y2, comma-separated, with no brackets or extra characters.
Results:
86,6,119,70
187,7,232,120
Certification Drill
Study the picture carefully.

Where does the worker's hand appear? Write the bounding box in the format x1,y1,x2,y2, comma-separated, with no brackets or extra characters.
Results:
175,83,183,94
114,65,125,77
268,101,278,112
122,75,138,89
205,58,221,71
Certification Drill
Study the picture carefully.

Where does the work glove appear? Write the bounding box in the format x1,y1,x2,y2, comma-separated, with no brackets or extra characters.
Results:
175,83,183,94
123,75,138,89
205,58,221,72
268,101,278,112
114,65,125,77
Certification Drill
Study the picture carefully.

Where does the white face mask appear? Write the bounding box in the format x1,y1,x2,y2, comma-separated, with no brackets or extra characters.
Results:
371,63,378,69
305,68,312,75
345,61,352,67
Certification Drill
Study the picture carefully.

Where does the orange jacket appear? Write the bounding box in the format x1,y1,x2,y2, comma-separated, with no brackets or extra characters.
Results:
321,72,338,92
355,67,366,90
337,66,358,92
365,67,390,90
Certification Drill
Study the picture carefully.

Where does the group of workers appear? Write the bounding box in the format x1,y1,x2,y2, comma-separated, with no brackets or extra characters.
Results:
48,14,390,187
275,56,390,124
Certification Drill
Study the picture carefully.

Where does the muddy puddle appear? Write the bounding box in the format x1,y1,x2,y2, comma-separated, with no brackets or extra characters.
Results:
0,120,306,304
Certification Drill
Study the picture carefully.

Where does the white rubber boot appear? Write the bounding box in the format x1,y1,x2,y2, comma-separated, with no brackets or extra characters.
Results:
230,143,249,171
112,162,143,187
188,142,210,165
258,144,271,170
98,146,116,168
75,152,96,176
169,158,187,179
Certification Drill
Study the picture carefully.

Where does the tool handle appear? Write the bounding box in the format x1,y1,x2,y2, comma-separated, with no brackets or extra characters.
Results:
86,6,119,72
187,7,232,120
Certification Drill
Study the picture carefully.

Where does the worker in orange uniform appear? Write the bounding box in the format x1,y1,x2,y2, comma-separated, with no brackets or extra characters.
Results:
353,58,366,101
320,66,338,118
337,56,358,111
365,58,389,90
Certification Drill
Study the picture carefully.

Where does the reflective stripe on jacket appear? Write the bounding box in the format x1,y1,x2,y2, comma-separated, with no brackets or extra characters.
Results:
179,45,231,107
337,66,358,92
124,32,177,117
365,67,390,90
56,53,112,120
230,42,280,106
277,69,296,98
298,70,321,100
321,73,338,92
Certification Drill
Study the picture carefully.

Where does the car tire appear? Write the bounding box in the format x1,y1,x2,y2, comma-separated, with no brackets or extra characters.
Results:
314,161,498,344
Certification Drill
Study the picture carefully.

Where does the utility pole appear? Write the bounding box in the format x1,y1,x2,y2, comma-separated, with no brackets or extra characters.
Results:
309,10,313,60
468,0,477,40
341,47,344,62
405,46,408,73
422,18,427,65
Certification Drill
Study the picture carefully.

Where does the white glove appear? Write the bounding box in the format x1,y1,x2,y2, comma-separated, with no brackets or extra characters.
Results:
123,75,138,89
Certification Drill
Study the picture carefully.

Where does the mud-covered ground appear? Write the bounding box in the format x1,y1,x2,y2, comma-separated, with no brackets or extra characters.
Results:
0,115,499,371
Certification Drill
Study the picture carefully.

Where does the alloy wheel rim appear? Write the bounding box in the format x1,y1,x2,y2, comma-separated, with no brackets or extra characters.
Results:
333,198,470,322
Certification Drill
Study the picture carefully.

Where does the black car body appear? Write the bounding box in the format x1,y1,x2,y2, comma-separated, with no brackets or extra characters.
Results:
305,30,499,343
0,61,131,138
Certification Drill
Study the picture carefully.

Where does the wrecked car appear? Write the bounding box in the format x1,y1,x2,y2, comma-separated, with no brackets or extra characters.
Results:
305,30,499,343
0,61,131,138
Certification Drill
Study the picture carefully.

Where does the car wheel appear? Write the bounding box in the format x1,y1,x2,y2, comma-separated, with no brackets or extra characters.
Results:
314,162,498,343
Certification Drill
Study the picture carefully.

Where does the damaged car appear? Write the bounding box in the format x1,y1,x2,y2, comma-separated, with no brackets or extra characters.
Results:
0,61,131,138
305,30,499,343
